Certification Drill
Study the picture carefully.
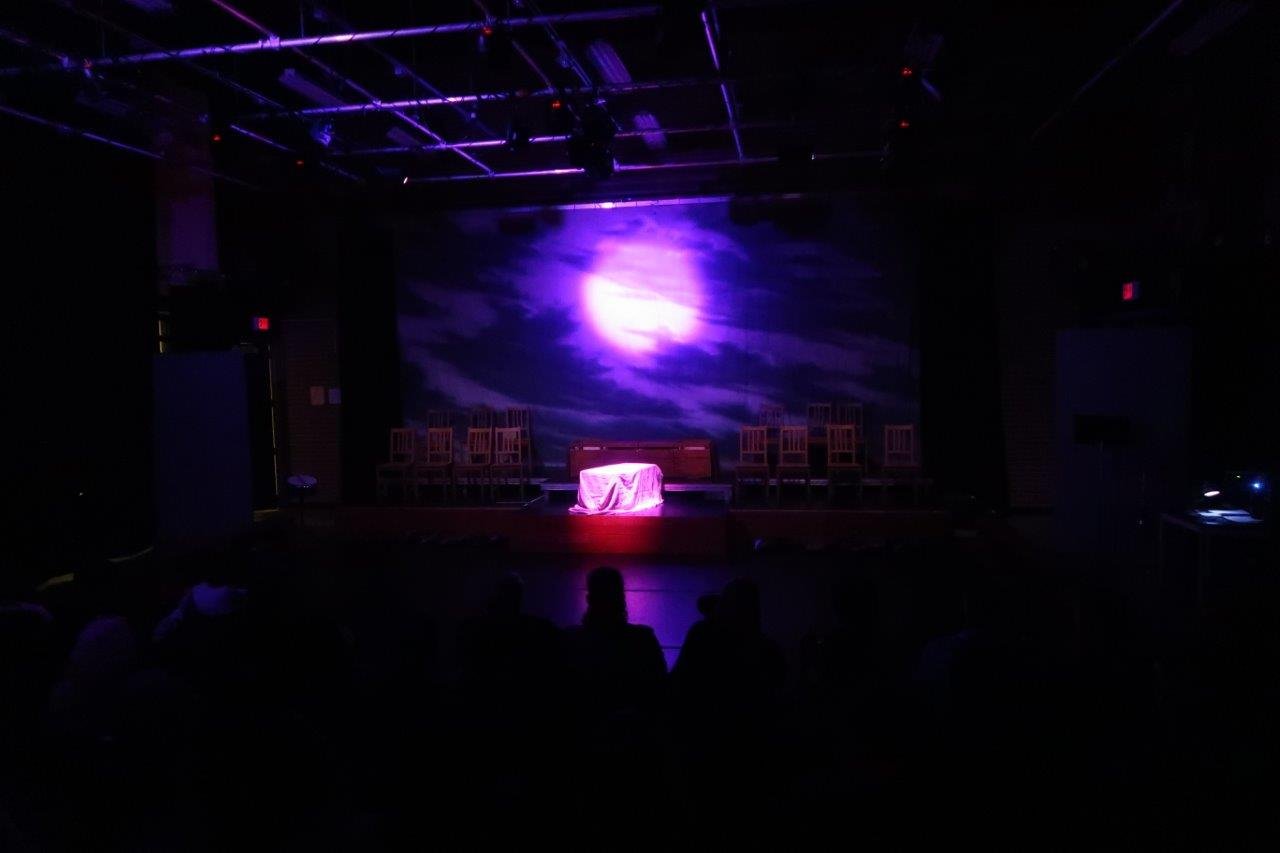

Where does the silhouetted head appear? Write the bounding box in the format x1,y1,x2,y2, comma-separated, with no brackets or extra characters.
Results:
717,578,762,637
488,571,525,617
584,566,626,627
696,593,721,619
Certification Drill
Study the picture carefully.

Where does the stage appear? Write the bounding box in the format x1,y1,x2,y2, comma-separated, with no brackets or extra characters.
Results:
289,497,950,556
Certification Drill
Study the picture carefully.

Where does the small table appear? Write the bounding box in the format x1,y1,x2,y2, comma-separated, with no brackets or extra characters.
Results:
1157,510,1269,610
570,462,664,515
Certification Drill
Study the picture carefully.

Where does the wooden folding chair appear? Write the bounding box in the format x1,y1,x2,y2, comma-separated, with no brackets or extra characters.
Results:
826,423,862,503
468,406,495,431
758,403,785,429
883,424,919,471
878,424,923,505
454,427,493,504
426,410,453,429
411,427,454,504
491,426,529,501
505,406,535,468
834,401,865,465
734,425,771,505
775,425,811,505
807,402,832,471
806,403,832,438
376,428,416,503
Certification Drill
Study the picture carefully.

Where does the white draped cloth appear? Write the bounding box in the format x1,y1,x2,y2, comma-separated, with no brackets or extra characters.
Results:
569,462,664,515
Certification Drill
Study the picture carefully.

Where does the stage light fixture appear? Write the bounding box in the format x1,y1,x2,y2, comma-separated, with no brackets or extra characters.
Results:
567,103,617,179
309,120,335,148
900,66,914,78
1203,489,1221,498
402,175,410,185
295,158,305,167
211,132,223,143
898,118,911,130
252,316,270,332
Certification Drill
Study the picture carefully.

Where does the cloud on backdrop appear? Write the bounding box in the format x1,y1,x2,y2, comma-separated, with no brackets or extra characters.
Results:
396,196,919,469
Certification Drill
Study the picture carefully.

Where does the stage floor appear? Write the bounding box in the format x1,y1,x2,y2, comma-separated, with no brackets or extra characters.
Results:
292,497,950,556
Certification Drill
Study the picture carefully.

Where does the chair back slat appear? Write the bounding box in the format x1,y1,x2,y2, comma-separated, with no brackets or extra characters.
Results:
778,425,808,466
739,425,769,466
422,427,453,465
827,424,859,466
884,424,917,468
834,401,863,429
468,407,495,430
758,404,785,428
464,428,492,464
426,410,453,429
493,427,523,466
389,428,415,463
806,403,832,437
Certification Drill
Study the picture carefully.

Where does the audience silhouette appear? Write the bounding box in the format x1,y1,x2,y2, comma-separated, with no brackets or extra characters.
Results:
2,536,1275,847
560,566,667,720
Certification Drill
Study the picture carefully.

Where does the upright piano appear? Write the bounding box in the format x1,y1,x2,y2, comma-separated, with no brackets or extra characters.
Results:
568,438,716,481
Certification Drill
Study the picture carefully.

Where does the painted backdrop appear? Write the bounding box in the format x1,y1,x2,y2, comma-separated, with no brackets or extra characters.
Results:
396,196,919,470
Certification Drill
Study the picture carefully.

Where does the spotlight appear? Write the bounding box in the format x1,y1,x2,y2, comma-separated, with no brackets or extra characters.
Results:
900,66,914,78
251,316,271,332
898,118,911,130
309,120,334,148
1203,489,1221,498
402,175,410,185
1252,480,1265,492
211,132,223,143
295,158,305,167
